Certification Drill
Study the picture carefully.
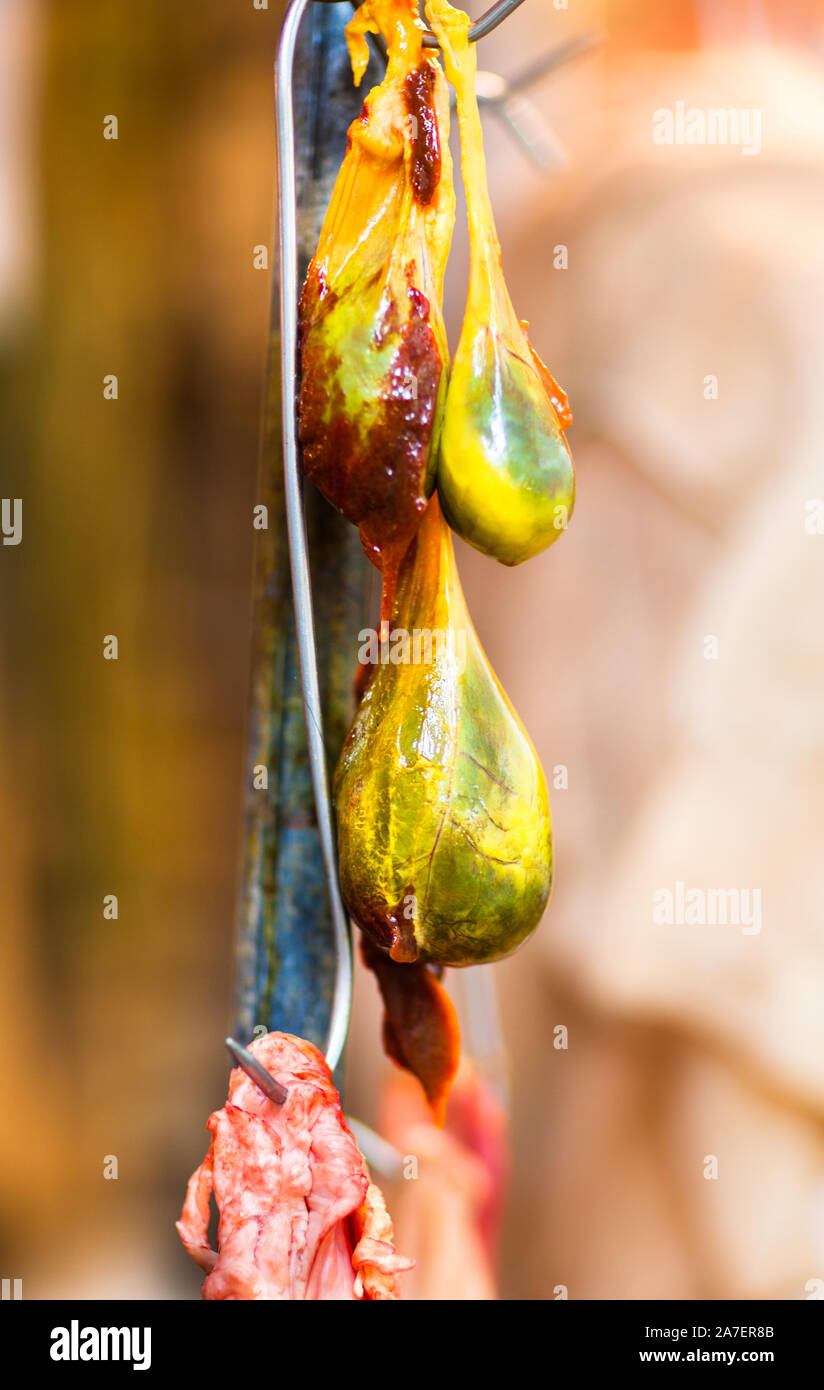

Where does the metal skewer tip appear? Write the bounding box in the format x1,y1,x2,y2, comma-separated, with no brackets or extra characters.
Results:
423,0,528,47
225,1037,289,1106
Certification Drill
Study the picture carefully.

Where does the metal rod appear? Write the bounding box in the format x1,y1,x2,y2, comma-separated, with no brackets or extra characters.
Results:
225,1037,289,1106
346,1118,405,1180
276,0,353,1074
460,967,509,1108
503,30,602,96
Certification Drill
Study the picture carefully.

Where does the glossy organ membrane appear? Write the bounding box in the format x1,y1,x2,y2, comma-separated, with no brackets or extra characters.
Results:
426,0,575,566
334,495,553,973
176,1031,412,1299
299,0,455,607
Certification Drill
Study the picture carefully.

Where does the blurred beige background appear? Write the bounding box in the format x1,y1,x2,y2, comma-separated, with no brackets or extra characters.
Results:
1,0,823,1299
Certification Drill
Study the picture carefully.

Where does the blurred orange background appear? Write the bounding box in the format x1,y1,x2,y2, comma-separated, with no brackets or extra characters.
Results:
1,0,824,1299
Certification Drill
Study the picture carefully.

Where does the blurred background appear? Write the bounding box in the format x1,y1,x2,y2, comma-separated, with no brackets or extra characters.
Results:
2,0,824,1299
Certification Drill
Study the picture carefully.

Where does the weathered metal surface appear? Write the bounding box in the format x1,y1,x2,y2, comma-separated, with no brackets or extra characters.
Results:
233,4,376,1051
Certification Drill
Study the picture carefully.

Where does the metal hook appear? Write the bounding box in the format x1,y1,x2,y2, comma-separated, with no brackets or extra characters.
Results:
275,0,355,1075
226,1037,290,1105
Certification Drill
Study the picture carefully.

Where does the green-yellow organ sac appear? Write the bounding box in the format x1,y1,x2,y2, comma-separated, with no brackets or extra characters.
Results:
299,0,455,608
334,497,552,968
426,0,575,566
